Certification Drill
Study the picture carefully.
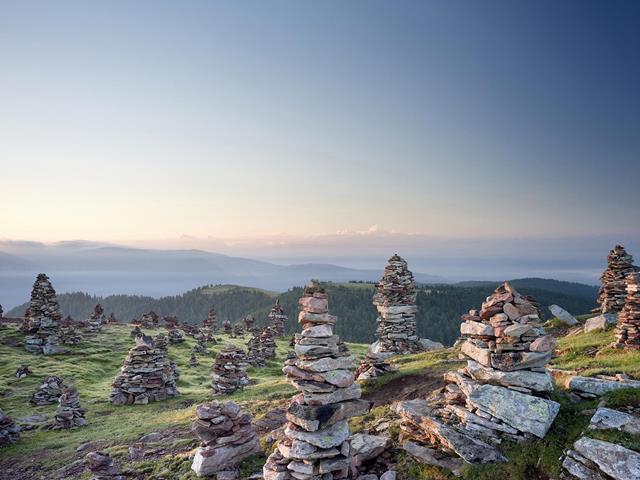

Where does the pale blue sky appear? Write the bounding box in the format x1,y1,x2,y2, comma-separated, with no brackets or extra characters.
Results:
1,1,638,242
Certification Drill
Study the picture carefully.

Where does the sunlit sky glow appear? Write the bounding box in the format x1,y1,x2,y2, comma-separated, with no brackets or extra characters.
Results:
1,1,639,246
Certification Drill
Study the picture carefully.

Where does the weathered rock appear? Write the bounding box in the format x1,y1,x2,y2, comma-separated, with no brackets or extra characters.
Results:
0,408,20,446
588,407,640,434
402,441,463,476
565,436,640,480
549,304,578,325
568,375,640,396
584,314,617,333
466,360,553,393
351,433,389,464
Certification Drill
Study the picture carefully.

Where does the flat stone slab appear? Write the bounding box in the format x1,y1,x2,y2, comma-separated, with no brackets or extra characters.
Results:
568,376,640,396
402,441,464,476
589,407,640,434
549,304,578,326
572,436,640,480
466,360,553,393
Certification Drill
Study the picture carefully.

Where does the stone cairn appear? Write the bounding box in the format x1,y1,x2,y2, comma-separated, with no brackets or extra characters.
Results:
211,345,250,396
396,282,560,471
222,319,232,335
203,308,218,332
107,312,119,324
0,409,20,447
85,451,123,480
30,376,67,406
49,387,87,430
60,315,82,345
24,273,64,354
163,315,179,329
191,401,260,478
246,330,266,367
268,299,288,337
87,304,105,332
598,245,638,314
109,334,179,405
193,336,208,354
154,333,169,351
139,311,160,328
263,280,371,480
613,272,640,349
130,325,142,338
189,351,199,368
260,326,277,359
232,323,244,337
15,365,32,378
168,328,185,344
243,314,257,334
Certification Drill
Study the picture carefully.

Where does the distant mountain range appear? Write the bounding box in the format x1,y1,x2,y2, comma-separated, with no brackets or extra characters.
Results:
0,241,446,308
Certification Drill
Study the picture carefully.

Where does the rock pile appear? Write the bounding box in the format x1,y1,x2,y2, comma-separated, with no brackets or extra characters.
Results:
85,451,123,480
232,323,244,337
130,325,142,338
268,299,287,337
598,245,638,314
139,311,160,328
211,346,249,395
60,315,82,345
154,333,168,351
613,272,640,349
24,273,64,355
0,304,3,319
163,315,179,329
109,334,179,405
189,351,199,368
260,326,277,360
263,280,371,480
15,365,32,378
191,401,260,478
193,337,208,354
87,304,105,333
246,330,266,367
168,328,185,344
107,312,118,324
355,350,397,381
203,308,218,331
243,315,257,334
30,376,67,406
223,319,232,335
396,282,560,471
0,409,20,446
370,255,423,355
49,387,87,430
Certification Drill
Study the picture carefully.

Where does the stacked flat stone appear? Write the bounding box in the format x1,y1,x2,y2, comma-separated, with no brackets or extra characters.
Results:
24,273,64,354
87,304,105,333
193,337,208,354
355,350,396,381
154,333,169,351
263,280,371,480
49,387,87,429
233,323,244,336
211,345,249,396
613,272,640,349
60,315,82,345
109,334,179,405
260,326,277,359
243,315,257,334
163,315,179,329
189,351,199,368
396,282,560,470
85,451,123,480
223,319,232,335
168,328,185,344
30,376,66,406
107,312,118,324
598,245,638,314
268,299,288,337
15,365,32,378
203,308,218,335
139,311,160,328
191,401,260,478
371,255,422,355
0,409,20,446
247,330,266,367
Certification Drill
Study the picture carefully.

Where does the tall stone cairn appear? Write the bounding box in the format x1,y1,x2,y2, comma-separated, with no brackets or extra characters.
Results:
371,254,422,355
0,303,3,319
246,330,266,367
60,315,81,345
85,451,123,480
189,350,199,368
87,304,105,332
203,307,218,332
49,387,87,429
613,272,640,349
222,319,232,335
109,334,179,405
598,245,638,314
139,311,160,328
243,314,257,334
191,401,260,478
268,299,288,337
211,345,249,395
30,376,66,406
396,282,561,470
24,273,64,354
0,408,20,446
260,326,277,359
263,280,371,480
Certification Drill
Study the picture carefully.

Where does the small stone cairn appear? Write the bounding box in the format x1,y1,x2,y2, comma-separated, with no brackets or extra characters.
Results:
598,245,638,314
613,272,640,349
263,280,371,480
85,451,123,480
154,333,169,351
60,315,82,345
109,334,179,405
30,376,67,406
232,323,244,337
168,328,185,344
243,314,257,334
268,299,287,337
139,311,160,328
211,345,249,396
49,387,87,430
0,409,20,446
189,351,199,368
87,304,105,333
191,401,260,478
163,315,179,329
246,330,266,367
260,326,277,359
193,336,208,354
24,273,64,354
107,312,118,324
396,282,560,471
15,365,32,378
222,319,232,335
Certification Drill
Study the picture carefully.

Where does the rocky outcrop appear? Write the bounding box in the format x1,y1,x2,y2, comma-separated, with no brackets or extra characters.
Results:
191,401,260,478
0,409,20,447
49,387,87,430
85,451,123,480
269,299,288,337
396,282,560,472
263,280,371,480
211,346,249,395
24,273,64,354
109,334,179,405
30,376,66,406
563,436,640,480
598,245,638,314
613,272,640,349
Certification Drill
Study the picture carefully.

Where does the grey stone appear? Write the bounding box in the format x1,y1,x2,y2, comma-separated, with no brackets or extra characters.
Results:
402,441,463,476
466,360,553,392
572,436,640,480
569,376,640,396
549,305,578,326
589,407,640,434
584,314,617,333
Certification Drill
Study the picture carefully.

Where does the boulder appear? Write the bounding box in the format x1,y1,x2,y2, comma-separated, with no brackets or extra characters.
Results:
588,408,640,435
402,441,463,476
568,376,640,396
549,305,578,325
351,433,389,464
584,314,617,333
466,360,553,393
571,436,640,480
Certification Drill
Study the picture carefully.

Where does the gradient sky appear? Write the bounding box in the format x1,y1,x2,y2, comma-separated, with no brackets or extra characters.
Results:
1,1,639,243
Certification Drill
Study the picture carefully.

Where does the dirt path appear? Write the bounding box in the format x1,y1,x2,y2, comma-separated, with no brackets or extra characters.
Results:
362,370,447,408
